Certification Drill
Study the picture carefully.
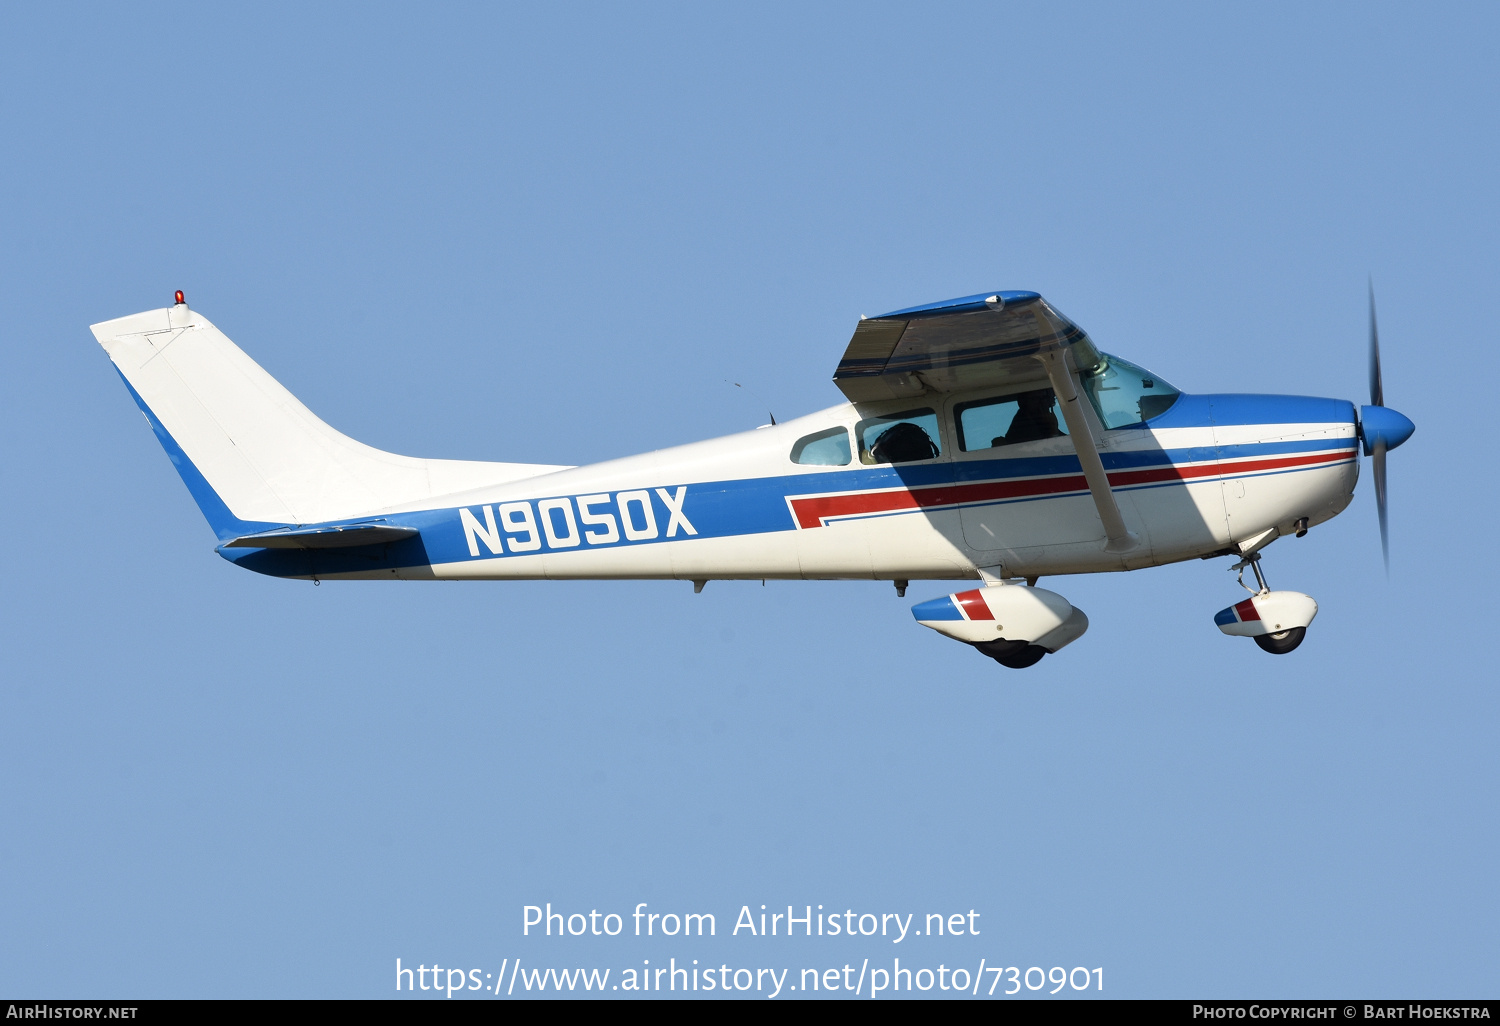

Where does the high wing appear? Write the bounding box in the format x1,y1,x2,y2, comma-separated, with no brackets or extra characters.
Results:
834,290,1136,552
832,290,1102,402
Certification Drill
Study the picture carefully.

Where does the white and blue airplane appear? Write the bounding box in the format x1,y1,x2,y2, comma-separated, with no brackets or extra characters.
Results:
93,289,1413,668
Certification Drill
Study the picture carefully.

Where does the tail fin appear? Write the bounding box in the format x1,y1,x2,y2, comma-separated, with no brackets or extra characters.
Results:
93,302,568,539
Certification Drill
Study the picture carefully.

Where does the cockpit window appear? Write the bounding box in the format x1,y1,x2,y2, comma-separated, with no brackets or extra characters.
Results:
1081,354,1180,428
857,409,941,464
790,426,852,466
954,388,1071,452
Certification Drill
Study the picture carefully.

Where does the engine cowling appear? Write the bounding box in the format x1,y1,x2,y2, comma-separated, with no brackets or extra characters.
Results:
910,583,1089,653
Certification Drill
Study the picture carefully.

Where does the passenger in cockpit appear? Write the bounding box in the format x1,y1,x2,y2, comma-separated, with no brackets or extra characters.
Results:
870,421,940,463
995,389,1064,446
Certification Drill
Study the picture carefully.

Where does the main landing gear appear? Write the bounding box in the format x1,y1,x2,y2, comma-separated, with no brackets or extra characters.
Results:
910,581,1090,670
1213,553,1318,655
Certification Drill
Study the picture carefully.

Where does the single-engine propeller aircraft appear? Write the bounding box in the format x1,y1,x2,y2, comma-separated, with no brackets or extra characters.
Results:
94,288,1414,668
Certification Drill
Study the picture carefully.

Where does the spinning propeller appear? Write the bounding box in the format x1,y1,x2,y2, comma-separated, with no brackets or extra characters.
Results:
1361,284,1416,573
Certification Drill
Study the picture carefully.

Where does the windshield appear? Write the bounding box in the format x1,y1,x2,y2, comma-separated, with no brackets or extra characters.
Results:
1081,354,1180,428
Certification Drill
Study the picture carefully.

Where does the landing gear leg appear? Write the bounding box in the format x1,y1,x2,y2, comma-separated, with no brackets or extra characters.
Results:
1235,552,1269,594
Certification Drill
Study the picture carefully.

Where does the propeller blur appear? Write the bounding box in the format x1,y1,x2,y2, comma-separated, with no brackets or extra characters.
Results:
1362,285,1415,573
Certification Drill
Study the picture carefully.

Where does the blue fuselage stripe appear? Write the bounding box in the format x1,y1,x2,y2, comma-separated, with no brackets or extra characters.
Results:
218,429,1355,578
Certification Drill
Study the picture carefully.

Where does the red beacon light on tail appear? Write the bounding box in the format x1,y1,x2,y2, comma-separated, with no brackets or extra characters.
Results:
174,290,186,306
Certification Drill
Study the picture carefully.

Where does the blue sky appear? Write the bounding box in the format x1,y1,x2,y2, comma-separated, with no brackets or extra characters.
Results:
1,2,1495,998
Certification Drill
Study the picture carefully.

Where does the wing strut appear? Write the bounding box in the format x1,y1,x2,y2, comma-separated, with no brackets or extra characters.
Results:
1034,311,1139,554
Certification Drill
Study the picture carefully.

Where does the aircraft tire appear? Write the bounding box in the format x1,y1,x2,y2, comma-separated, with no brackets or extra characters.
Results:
993,645,1047,669
1253,626,1306,655
974,638,1046,668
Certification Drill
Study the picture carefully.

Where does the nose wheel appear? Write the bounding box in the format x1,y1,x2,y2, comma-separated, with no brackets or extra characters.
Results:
1213,553,1318,654
1253,626,1306,655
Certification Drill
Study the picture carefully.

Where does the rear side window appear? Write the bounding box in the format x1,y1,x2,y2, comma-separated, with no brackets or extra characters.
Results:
857,409,941,464
790,426,852,466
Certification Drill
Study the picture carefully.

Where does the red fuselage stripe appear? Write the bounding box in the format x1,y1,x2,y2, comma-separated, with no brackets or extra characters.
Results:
789,449,1354,529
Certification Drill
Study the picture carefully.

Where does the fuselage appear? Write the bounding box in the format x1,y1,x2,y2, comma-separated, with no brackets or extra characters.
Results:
220,377,1360,585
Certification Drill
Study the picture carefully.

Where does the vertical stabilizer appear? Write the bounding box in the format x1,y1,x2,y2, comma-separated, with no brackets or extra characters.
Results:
93,302,568,537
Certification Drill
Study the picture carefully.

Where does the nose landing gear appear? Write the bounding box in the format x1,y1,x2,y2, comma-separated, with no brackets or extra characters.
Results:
1213,553,1318,655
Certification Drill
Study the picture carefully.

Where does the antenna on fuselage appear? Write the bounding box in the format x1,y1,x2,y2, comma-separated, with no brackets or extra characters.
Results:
726,380,776,426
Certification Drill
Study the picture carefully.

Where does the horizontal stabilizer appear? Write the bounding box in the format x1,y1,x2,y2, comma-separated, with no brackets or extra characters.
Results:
221,522,419,549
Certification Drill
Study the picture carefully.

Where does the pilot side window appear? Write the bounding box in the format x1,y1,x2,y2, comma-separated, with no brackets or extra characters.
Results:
857,409,941,465
790,426,852,466
954,389,1070,452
